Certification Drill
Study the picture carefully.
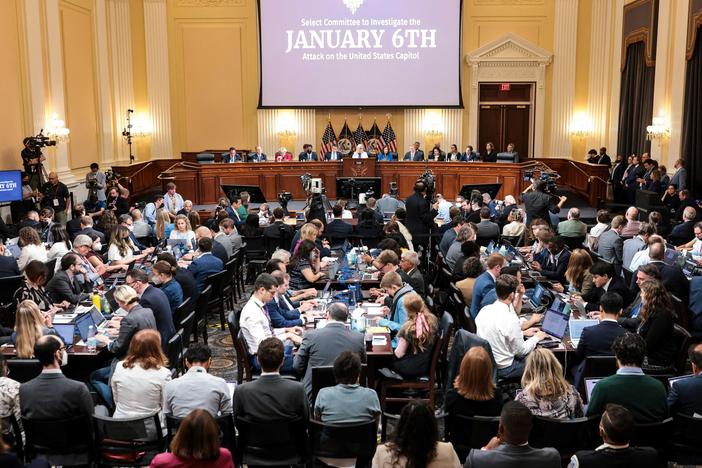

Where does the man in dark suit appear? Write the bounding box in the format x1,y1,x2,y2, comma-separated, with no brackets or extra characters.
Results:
519,179,567,226
404,181,438,247
399,250,425,296
647,242,689,300
403,142,424,161
298,144,318,161
293,303,366,402
235,337,309,421
481,142,498,163
187,237,224,289
264,208,295,239
126,269,176,348
670,206,697,244
531,236,570,285
578,261,630,312
76,215,106,244
324,144,343,161
592,146,612,167
248,146,267,162
623,155,645,204
670,158,687,190
20,335,95,466
610,155,627,203
464,401,560,468
0,243,20,278
475,207,500,240
570,405,659,468
668,343,702,415
46,253,90,305
325,204,353,239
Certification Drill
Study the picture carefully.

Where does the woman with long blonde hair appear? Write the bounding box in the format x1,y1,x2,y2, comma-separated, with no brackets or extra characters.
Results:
13,300,55,358
169,214,196,250
515,348,583,419
553,249,594,296
155,208,174,242
392,293,439,379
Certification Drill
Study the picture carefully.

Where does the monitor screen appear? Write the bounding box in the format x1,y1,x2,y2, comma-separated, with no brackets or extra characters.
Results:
530,283,545,307
568,319,598,341
0,171,22,203
541,309,569,339
258,0,462,107
53,324,76,347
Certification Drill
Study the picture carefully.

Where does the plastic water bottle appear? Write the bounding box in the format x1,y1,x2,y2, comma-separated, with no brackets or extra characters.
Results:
102,297,111,316
87,325,97,352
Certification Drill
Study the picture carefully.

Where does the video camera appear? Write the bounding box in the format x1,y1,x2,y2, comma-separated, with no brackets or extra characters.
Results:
389,181,399,196
24,130,56,150
417,170,436,198
278,191,292,215
105,169,120,183
300,173,324,194
524,170,559,194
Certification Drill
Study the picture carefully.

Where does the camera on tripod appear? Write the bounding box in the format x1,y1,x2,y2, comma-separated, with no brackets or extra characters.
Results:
278,191,292,215
417,170,436,198
300,173,324,194
24,130,56,150
524,170,559,194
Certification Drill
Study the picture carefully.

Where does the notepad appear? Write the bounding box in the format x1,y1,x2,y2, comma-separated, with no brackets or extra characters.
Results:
367,326,390,334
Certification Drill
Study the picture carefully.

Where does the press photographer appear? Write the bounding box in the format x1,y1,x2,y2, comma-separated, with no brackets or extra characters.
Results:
85,162,107,210
405,171,439,247
520,171,567,226
21,131,55,189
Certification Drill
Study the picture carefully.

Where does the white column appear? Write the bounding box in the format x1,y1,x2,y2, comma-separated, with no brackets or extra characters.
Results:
144,0,174,159
257,109,278,157
548,0,579,158
608,0,626,153
108,0,135,162
667,0,690,169
93,0,115,165
650,0,672,161
586,0,614,149
22,0,47,137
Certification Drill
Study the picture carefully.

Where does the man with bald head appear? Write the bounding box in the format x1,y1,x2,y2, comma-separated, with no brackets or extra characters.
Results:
670,206,697,244
629,234,665,271
195,225,229,264
40,171,70,224
620,207,642,238
557,207,587,238
647,241,690,300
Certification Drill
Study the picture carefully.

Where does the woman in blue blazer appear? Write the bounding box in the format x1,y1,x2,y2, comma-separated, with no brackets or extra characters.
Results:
377,146,395,161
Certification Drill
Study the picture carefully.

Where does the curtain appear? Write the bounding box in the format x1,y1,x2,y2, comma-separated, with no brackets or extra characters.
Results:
682,29,702,196
617,41,655,158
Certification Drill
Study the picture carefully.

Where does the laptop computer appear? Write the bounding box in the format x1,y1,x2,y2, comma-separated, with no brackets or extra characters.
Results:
53,323,76,347
568,318,599,347
90,307,108,329
584,378,602,403
318,281,332,299
683,260,697,279
104,287,119,312
75,313,94,342
664,248,683,266
541,304,570,341
528,283,546,309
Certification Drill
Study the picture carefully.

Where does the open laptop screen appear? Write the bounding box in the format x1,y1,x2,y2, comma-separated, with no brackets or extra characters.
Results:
541,308,569,339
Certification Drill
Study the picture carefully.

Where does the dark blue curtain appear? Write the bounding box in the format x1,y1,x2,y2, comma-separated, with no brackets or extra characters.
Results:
682,29,702,196
617,42,655,159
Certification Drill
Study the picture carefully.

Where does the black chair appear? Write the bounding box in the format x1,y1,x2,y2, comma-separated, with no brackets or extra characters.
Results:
2,414,24,462
243,236,268,280
166,331,183,377
232,248,246,300
308,418,378,466
445,414,500,461
196,152,215,164
223,256,237,303
529,414,600,462
500,234,524,248
475,235,499,248
235,416,307,466
45,258,57,282
563,235,586,251
0,302,15,328
172,297,191,328
227,309,259,384
643,324,691,376
438,311,454,391
0,275,22,305
22,414,93,466
193,284,212,343
577,355,618,400
179,311,196,349
311,364,368,407
206,270,229,330
670,412,702,465
92,413,165,466
6,359,42,383
165,413,235,454
631,417,674,461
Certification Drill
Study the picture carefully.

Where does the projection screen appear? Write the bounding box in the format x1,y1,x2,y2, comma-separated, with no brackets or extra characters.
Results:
258,0,462,108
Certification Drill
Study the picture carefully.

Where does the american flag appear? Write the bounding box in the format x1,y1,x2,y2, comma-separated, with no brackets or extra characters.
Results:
381,121,398,153
320,121,337,157
354,123,369,150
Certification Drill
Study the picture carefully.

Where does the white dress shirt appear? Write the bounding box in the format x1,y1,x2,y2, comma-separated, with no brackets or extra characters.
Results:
352,152,368,159
240,296,285,354
17,244,48,271
111,361,171,420
476,300,540,368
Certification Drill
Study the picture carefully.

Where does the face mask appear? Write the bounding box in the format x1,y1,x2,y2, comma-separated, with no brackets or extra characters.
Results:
61,349,68,367
93,242,102,251
152,276,162,285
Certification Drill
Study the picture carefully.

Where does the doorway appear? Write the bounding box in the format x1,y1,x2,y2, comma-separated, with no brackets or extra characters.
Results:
477,83,534,159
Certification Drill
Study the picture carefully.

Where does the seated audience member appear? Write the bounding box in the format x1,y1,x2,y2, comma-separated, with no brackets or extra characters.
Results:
163,344,232,418
119,214,149,251
12,300,57,358
45,253,90,305
267,271,314,328
294,302,367,400
399,250,425,295
189,226,228,265
385,221,409,250
464,401,560,468
130,208,152,239
662,184,680,211
0,243,20,279
288,239,324,290
586,333,668,423
502,208,526,238
476,207,500,240
551,248,593,296
187,237,224,290
676,221,702,258
151,260,184,316
314,351,380,422
445,347,503,418
456,257,485,306
629,234,665,272
111,329,171,420
127,269,176,349
516,348,584,419
373,401,460,468
326,204,353,238
234,337,308,421
597,215,625,268
67,204,87,237
477,267,540,330
570,404,659,468
14,260,66,312
108,225,146,264
355,209,384,238
619,207,642,238
77,214,106,244
647,241,690,300
47,224,72,263
377,271,414,336
240,213,263,238
670,206,697,244
169,214,197,250
667,343,702,415
155,209,174,242
577,261,629,312
265,258,285,274
176,199,194,217
471,253,505,318
157,252,199,305
531,235,570,284
445,225,475,270
391,293,439,379
587,209,611,250
439,215,464,256
622,222,655,270
17,226,47,271
477,276,547,379
239,274,301,372
557,208,588,238
636,279,675,367
151,409,235,468
76,233,125,278
92,285,157,406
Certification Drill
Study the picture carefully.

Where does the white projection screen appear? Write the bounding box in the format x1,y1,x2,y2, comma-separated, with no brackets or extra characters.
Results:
258,0,462,108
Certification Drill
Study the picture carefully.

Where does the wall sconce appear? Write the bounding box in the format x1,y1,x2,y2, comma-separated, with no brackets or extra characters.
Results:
570,112,592,138
423,112,444,139
646,112,670,140
276,112,298,137
122,109,152,163
45,113,70,143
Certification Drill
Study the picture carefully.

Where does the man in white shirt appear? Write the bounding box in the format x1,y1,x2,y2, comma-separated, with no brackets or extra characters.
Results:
629,234,665,272
476,275,547,379
435,193,454,223
239,273,302,372
163,182,184,219
163,343,233,418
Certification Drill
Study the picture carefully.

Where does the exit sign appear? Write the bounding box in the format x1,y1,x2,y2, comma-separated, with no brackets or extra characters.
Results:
500,83,511,91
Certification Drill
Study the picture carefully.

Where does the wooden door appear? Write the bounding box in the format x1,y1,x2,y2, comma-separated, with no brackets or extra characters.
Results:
504,105,530,158
478,105,502,153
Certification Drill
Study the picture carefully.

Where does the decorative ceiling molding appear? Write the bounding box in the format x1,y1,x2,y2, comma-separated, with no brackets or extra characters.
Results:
467,32,552,66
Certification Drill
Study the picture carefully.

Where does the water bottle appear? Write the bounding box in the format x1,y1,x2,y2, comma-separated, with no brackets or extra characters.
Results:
102,297,111,316
348,288,357,308
87,325,97,352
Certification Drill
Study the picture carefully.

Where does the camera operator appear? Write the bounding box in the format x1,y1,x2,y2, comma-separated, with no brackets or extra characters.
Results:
21,137,47,190
106,186,129,217
520,178,567,226
85,162,107,210
40,172,70,224
405,180,438,247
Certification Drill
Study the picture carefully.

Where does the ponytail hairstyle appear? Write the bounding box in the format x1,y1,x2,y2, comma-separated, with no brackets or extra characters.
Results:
152,260,176,278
